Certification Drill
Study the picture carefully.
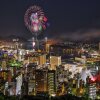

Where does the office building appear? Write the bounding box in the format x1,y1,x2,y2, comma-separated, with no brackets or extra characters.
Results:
35,70,48,94
50,56,61,70
48,70,56,96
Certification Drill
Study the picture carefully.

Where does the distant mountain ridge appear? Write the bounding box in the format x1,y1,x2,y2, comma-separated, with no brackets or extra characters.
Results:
0,34,100,43
0,35,27,42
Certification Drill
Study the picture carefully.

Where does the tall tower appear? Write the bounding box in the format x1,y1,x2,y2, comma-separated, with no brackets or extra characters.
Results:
35,69,48,94
48,70,56,96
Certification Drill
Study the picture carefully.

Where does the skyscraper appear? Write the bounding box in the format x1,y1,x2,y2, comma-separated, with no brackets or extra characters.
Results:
35,69,48,94
48,70,56,96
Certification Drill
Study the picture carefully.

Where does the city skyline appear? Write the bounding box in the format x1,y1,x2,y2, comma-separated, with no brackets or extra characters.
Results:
0,0,100,40
0,1,100,99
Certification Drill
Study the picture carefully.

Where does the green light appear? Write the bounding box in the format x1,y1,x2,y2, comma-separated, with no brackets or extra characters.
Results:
9,61,22,68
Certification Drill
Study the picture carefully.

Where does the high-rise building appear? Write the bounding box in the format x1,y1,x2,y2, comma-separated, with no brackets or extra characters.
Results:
27,55,38,64
2,60,6,70
48,70,56,96
22,74,28,95
28,80,35,95
56,65,68,95
27,64,36,95
45,43,50,53
16,74,23,95
38,54,46,66
35,69,48,94
50,56,61,70
88,83,97,99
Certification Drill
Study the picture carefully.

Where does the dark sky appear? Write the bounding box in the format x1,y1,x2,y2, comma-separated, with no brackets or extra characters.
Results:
0,0,100,40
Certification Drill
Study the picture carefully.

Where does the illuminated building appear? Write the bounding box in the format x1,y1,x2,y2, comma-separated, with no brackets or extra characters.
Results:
35,69,48,94
38,54,46,66
50,56,61,70
88,83,97,99
49,44,78,56
56,65,68,95
56,65,68,82
18,50,25,62
21,75,28,95
28,80,35,95
75,56,86,64
26,54,39,64
27,64,36,95
28,56,36,63
0,70,8,81
2,60,6,70
48,70,56,96
16,74,23,95
78,80,85,96
12,38,19,49
45,39,59,53
4,82,9,95
9,82,16,95
45,43,50,53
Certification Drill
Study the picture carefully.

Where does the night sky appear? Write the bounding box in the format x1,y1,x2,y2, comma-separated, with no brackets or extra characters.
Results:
0,0,100,40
